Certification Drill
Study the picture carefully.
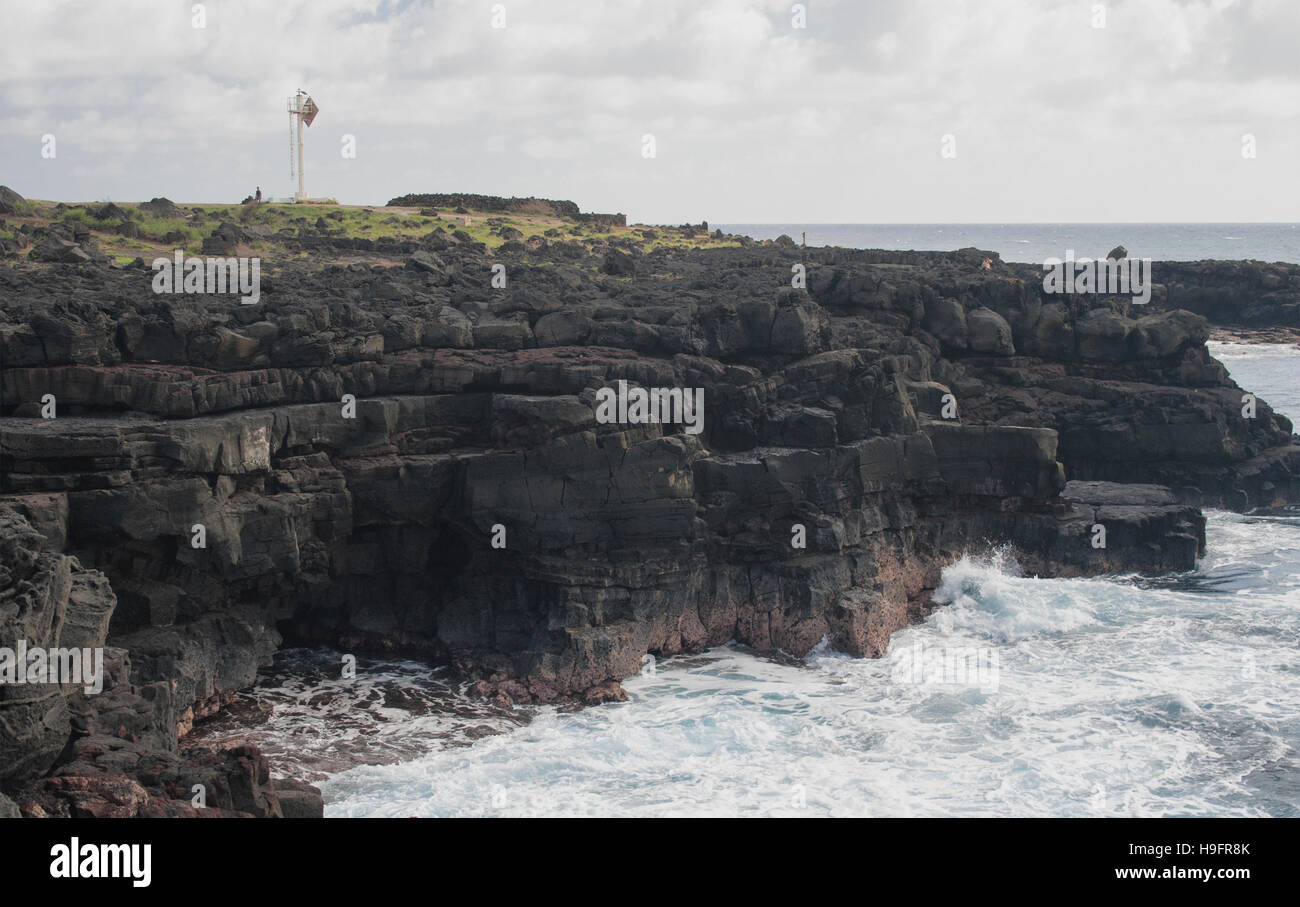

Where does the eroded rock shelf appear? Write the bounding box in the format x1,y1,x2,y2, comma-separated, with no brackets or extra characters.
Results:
2,231,1297,816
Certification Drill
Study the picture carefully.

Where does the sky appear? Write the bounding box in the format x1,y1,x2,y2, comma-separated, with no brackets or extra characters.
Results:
0,0,1296,224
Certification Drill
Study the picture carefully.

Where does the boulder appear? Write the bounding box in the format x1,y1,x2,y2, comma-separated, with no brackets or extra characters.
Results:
602,248,636,277
90,202,128,222
421,306,474,348
139,197,182,219
0,185,25,214
274,779,326,818
1074,307,1131,361
406,250,446,275
770,295,830,355
923,296,969,351
201,222,252,254
535,310,593,346
966,307,1015,355
29,235,91,263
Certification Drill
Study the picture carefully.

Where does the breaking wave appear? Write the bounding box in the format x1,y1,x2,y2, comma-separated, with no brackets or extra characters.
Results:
193,347,1300,817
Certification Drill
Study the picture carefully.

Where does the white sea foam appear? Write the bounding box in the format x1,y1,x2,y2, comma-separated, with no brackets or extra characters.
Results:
300,509,1300,818
198,346,1300,817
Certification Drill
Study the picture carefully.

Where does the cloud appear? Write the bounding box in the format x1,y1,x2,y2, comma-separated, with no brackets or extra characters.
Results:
0,0,1295,222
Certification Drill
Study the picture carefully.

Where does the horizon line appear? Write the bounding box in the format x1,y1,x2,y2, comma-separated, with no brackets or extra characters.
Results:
9,196,1298,227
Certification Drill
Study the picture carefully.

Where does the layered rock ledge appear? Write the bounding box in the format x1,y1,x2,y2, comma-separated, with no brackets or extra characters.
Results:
2,222,1297,815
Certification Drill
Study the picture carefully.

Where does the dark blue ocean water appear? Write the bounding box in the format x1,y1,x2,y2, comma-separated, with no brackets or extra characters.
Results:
713,223,1300,265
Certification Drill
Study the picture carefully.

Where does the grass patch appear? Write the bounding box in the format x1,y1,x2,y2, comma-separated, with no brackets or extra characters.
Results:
134,216,203,242
10,199,744,265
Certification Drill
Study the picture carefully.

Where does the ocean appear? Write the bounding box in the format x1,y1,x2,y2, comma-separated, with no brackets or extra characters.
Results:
712,223,1300,266
193,341,1300,818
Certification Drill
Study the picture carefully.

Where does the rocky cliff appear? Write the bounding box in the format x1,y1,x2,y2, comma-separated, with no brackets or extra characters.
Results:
386,192,627,227
1,208,1297,816
1143,258,1300,335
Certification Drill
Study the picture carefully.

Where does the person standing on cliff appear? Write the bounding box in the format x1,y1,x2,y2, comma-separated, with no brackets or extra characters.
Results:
255,186,262,203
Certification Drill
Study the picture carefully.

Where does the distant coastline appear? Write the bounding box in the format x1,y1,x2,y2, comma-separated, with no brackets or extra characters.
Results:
715,223,1300,265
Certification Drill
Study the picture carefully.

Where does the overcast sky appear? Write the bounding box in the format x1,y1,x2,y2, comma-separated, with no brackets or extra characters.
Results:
0,0,1296,223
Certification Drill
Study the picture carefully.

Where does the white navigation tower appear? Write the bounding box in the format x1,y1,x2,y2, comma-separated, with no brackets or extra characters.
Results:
287,89,319,202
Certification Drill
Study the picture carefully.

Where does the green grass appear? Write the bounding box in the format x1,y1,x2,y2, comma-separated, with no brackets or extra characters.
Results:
10,199,742,266
2,199,37,218
135,216,202,241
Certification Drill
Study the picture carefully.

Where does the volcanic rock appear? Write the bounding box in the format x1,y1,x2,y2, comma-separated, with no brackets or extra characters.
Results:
0,185,25,215
2,224,1298,812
